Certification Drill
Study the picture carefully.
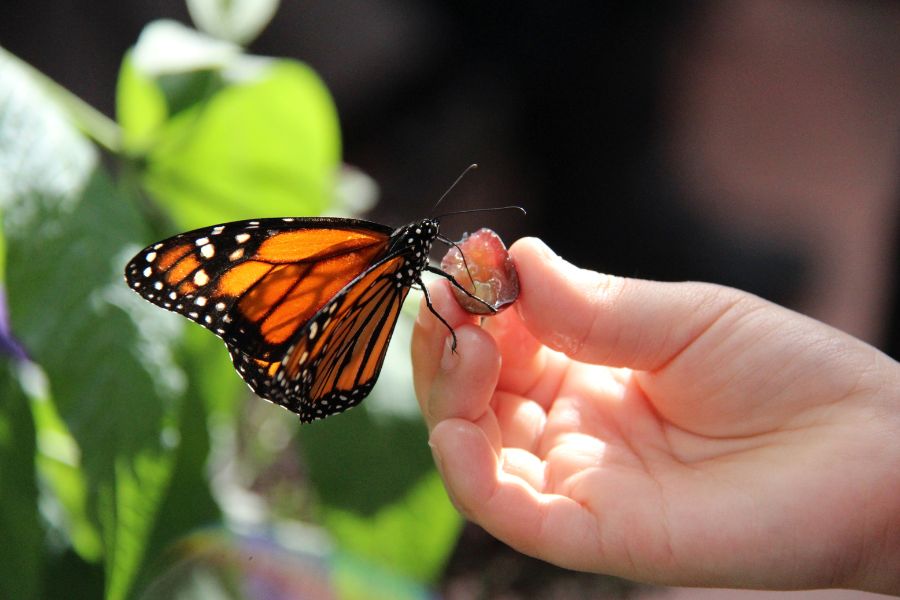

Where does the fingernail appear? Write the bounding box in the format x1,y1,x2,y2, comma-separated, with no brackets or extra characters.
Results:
440,336,458,371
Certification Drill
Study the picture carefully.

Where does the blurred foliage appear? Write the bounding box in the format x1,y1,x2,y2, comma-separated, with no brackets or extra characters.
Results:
0,361,41,600
0,4,459,599
117,20,340,229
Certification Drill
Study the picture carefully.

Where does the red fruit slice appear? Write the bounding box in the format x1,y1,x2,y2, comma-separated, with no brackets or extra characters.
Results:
440,228,519,315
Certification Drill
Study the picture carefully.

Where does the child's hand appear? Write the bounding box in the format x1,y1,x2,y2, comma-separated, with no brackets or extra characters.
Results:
412,237,900,594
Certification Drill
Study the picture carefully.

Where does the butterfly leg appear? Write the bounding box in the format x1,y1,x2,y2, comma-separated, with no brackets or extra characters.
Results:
424,265,497,314
437,235,478,289
418,280,459,352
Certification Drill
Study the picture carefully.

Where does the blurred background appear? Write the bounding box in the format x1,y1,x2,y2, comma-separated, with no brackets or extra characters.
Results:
5,0,899,351
2,1,898,598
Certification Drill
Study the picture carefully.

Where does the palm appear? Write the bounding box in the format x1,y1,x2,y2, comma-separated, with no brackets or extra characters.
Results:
485,312,875,585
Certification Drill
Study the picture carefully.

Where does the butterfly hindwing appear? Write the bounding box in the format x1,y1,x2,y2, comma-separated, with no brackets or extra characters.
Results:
272,253,412,422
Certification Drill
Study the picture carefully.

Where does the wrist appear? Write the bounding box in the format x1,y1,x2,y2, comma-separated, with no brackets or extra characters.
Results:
845,357,900,595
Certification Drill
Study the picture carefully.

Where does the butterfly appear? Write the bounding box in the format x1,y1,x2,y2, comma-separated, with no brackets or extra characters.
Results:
124,213,491,423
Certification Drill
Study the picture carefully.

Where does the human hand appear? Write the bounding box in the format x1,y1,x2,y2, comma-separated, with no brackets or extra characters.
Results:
411,237,900,594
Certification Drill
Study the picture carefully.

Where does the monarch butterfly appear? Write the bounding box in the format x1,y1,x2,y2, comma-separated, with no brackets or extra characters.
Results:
124,170,514,422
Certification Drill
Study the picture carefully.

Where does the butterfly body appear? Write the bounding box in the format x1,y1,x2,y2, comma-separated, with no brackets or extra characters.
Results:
125,216,439,422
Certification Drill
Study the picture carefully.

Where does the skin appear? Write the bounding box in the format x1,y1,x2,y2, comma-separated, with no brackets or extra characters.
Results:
411,237,900,595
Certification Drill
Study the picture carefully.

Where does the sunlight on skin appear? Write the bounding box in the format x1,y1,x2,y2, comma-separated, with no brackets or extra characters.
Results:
411,237,900,594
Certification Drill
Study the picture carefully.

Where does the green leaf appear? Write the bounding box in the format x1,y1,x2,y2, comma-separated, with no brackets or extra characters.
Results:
118,21,342,229
0,361,43,600
143,59,341,228
98,449,176,600
133,343,222,597
325,471,462,585
116,52,168,153
0,48,185,600
299,408,436,516
31,373,104,562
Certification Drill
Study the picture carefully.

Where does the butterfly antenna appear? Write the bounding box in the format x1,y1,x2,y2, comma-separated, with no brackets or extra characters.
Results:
431,163,479,214
434,205,527,220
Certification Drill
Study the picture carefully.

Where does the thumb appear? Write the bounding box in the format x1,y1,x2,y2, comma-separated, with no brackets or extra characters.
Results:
509,237,742,371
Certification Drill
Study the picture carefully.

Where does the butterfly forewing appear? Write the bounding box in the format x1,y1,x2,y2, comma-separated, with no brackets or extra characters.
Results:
125,218,393,360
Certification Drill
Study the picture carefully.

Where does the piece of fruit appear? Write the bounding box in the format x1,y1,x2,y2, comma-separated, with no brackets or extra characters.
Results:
440,228,519,315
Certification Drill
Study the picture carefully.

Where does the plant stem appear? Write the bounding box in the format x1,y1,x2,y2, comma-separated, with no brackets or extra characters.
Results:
0,47,123,153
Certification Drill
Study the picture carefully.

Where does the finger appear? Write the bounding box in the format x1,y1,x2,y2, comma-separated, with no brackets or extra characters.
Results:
482,303,549,397
411,279,478,417
426,324,502,432
510,237,744,371
430,419,604,572
412,279,503,432
499,447,546,492
491,391,547,453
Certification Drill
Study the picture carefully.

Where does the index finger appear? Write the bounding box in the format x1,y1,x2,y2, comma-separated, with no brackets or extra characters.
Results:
411,280,493,426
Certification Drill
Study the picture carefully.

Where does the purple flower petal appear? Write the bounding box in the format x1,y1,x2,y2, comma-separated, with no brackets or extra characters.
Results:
0,286,28,361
